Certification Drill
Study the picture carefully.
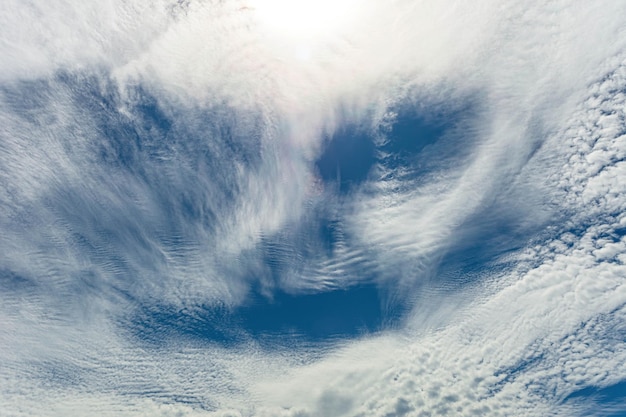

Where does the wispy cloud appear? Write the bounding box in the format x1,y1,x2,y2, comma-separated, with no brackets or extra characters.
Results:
1,0,626,416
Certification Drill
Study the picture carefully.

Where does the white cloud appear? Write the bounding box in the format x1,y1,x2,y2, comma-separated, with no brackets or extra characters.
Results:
1,0,626,416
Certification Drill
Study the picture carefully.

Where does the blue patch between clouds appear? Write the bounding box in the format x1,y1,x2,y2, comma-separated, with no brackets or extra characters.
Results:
565,381,626,417
315,126,377,194
314,109,451,194
131,284,400,347
566,381,626,401
382,111,446,158
240,285,394,339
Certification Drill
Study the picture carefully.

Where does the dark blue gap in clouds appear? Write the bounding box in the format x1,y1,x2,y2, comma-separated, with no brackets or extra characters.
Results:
612,226,626,239
379,98,482,169
315,125,377,194
314,109,453,194
566,381,626,401
240,285,401,339
130,285,402,347
381,111,447,159
564,381,626,417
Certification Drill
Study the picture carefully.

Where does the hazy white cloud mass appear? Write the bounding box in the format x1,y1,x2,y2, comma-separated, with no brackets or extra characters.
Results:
1,0,626,416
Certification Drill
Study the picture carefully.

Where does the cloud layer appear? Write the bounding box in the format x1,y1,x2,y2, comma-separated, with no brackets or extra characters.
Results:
1,0,626,416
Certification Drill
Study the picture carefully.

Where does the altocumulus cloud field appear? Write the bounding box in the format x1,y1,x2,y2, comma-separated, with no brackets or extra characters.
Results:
1,0,626,416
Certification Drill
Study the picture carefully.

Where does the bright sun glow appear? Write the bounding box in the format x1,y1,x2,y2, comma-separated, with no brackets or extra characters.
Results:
247,0,357,40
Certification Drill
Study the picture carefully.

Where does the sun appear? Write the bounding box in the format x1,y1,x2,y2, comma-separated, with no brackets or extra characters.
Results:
244,0,357,40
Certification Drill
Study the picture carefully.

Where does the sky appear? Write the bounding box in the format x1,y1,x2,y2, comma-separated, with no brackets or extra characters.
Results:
1,0,626,416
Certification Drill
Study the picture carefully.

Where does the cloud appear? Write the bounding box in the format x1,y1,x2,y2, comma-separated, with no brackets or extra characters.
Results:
1,0,626,416
247,51,626,415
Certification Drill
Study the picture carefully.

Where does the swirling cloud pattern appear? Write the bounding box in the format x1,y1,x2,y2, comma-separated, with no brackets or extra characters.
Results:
1,1,626,416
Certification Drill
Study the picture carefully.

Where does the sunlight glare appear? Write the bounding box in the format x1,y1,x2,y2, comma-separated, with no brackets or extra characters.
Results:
248,0,357,39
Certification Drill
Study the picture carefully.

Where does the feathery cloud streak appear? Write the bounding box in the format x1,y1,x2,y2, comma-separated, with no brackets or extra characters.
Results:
1,0,626,415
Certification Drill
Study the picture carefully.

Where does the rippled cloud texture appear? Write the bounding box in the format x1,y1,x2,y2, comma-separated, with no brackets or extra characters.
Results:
2,0,626,416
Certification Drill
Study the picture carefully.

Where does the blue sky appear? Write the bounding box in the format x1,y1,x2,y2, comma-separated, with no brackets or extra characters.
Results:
1,1,626,416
